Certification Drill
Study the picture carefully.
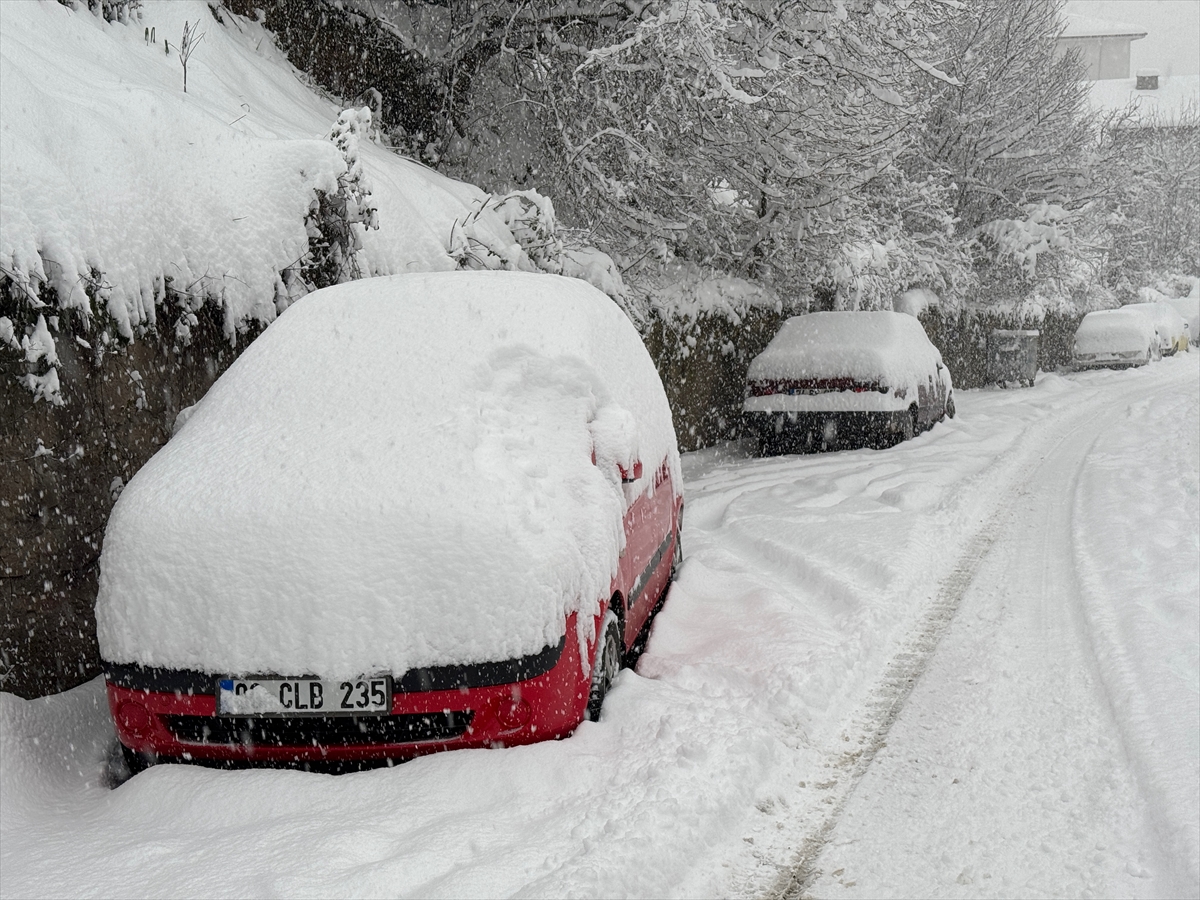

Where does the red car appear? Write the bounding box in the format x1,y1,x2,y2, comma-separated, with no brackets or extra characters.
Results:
98,272,682,772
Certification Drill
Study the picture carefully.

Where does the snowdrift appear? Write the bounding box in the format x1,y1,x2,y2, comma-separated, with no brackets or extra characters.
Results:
95,272,680,679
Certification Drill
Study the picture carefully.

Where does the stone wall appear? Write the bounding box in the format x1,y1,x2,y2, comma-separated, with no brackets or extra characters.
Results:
1,301,251,698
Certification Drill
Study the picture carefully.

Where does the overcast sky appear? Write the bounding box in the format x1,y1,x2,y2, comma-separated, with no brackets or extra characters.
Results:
1066,0,1200,76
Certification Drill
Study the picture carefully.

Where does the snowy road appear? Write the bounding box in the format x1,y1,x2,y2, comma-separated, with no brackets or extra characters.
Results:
797,367,1200,898
1,356,1196,899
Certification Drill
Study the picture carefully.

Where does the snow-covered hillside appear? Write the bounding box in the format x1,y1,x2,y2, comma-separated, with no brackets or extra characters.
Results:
0,0,547,399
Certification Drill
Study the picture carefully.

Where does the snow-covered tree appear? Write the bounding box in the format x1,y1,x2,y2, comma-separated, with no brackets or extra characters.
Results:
1093,106,1200,293
303,107,381,289
432,1,968,308
906,0,1100,311
252,1,968,309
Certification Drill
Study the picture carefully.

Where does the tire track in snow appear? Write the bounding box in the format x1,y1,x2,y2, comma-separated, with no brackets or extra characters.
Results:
762,503,1004,900
758,398,1137,900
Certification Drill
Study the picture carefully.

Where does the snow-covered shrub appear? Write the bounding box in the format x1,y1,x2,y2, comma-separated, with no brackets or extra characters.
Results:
449,189,630,311
55,0,142,24
976,202,1072,278
965,198,1113,321
449,193,543,273
808,173,970,314
561,248,627,311
492,191,563,274
302,107,380,289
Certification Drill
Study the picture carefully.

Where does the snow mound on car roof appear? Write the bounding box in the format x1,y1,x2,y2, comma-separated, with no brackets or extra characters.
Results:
747,311,944,389
1075,309,1158,354
1123,301,1188,345
95,272,680,679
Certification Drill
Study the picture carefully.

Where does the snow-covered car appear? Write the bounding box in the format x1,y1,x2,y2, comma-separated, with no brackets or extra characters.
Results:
1125,301,1189,355
741,311,954,454
1164,295,1199,347
1072,308,1160,369
97,271,683,771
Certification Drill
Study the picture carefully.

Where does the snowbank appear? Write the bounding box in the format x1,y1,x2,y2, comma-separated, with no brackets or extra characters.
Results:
0,1,504,317
746,311,945,391
95,272,679,678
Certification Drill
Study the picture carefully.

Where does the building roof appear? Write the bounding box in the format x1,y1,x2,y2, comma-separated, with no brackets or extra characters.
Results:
1061,12,1147,39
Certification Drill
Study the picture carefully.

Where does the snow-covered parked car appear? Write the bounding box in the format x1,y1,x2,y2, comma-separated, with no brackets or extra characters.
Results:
1072,308,1160,369
1164,295,1199,347
97,271,683,772
1125,301,1189,355
741,311,954,454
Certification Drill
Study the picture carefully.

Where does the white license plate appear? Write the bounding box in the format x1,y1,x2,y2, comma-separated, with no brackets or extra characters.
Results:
217,676,391,716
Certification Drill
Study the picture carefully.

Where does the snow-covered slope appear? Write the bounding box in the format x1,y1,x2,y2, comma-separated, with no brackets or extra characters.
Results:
0,0,520,391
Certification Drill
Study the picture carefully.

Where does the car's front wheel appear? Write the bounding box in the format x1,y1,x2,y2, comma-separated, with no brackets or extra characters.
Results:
121,743,153,778
586,609,623,722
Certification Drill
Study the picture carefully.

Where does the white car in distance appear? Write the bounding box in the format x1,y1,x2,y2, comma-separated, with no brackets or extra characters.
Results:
1124,301,1190,356
1164,295,1199,347
1072,308,1161,369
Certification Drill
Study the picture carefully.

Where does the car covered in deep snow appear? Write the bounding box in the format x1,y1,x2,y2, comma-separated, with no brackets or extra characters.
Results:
1165,295,1199,347
741,311,954,454
1124,301,1190,355
1072,308,1161,369
97,271,683,771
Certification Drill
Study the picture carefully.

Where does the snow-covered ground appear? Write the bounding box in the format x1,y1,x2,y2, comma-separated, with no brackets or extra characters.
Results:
0,0,507,324
2,355,1195,899
802,360,1200,899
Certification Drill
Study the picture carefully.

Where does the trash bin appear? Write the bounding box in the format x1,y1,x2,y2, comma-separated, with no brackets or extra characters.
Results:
987,329,1039,387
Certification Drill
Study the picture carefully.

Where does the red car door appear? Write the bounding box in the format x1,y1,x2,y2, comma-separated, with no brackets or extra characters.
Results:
620,461,677,645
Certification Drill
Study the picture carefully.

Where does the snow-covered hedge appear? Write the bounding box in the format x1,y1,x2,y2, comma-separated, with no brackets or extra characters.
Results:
635,263,794,449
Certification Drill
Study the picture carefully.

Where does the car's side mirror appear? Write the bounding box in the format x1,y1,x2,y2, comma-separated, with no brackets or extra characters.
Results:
618,460,643,483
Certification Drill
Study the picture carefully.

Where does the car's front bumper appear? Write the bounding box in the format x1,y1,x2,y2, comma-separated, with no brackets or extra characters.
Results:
1072,352,1148,369
106,613,591,765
